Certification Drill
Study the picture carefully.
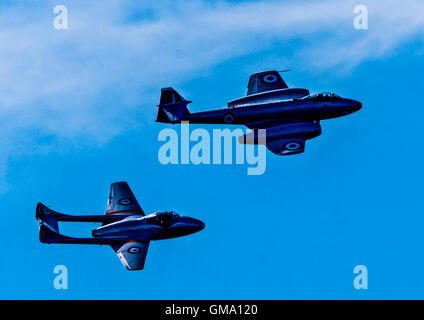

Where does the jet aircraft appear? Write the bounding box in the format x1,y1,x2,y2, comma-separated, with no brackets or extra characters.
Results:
36,182,205,270
156,70,362,155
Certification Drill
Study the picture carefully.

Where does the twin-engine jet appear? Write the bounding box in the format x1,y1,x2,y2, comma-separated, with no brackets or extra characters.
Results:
36,182,205,270
156,70,362,155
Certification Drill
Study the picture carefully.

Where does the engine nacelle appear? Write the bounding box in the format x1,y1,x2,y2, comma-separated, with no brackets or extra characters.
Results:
239,122,321,145
228,88,310,108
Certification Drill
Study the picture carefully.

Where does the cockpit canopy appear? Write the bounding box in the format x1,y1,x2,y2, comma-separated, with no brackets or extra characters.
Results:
145,211,180,227
303,92,341,102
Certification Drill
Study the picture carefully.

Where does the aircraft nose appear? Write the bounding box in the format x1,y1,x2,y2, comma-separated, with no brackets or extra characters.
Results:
182,217,205,232
343,99,362,114
192,218,205,231
354,101,362,111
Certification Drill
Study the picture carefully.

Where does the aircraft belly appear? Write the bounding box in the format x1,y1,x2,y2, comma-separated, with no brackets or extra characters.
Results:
152,227,203,240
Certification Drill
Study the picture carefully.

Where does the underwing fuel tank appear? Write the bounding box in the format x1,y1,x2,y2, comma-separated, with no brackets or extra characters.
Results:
239,122,322,145
228,88,310,108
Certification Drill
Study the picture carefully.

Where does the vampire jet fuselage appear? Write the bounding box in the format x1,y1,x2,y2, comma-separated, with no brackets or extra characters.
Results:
36,182,204,270
156,70,362,155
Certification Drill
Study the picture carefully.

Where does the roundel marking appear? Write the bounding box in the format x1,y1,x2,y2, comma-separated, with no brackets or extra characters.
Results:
262,74,278,83
119,198,132,205
127,247,142,254
223,113,234,124
285,142,302,150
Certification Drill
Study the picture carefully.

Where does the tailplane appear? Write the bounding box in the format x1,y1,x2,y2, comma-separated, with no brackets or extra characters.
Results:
156,87,191,123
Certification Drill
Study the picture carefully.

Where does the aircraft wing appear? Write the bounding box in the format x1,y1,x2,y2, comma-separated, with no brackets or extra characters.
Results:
105,182,144,216
105,183,151,270
241,121,322,156
111,241,150,270
266,137,305,155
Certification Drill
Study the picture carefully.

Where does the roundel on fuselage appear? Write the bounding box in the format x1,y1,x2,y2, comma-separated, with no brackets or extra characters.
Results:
223,113,234,124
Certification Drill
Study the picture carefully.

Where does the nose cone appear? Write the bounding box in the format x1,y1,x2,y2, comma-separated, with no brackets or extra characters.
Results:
353,100,362,112
189,217,205,232
180,217,205,232
341,99,362,115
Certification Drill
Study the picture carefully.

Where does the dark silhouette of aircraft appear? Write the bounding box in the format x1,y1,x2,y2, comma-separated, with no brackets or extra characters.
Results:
156,70,362,155
36,182,205,270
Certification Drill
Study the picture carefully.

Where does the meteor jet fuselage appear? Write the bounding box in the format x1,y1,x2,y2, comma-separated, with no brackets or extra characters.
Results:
156,70,362,155
182,93,361,124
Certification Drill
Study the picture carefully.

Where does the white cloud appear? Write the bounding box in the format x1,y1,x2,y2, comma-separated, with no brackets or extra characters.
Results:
0,0,423,188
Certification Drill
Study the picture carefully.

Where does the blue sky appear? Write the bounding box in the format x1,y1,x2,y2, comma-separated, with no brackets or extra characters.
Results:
0,0,424,299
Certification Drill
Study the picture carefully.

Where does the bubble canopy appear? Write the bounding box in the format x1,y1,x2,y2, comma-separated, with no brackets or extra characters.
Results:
143,211,180,227
302,92,341,101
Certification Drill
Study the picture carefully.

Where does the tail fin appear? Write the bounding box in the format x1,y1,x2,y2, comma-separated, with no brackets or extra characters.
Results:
156,87,191,123
36,203,64,243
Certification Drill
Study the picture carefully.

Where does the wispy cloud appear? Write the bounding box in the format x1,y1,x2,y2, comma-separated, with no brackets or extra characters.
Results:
0,0,423,188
